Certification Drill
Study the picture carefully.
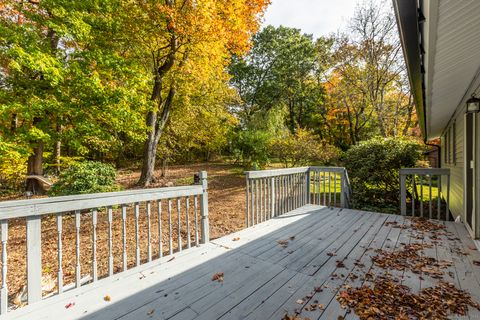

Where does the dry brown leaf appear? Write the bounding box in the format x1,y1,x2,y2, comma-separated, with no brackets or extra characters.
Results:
212,272,224,282
103,295,111,302
232,237,240,241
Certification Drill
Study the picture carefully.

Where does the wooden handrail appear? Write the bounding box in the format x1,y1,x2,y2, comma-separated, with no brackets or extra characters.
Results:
245,166,351,226
400,168,450,220
0,171,209,314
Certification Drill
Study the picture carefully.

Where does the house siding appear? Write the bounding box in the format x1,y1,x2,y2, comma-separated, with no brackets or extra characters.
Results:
441,113,464,222
440,105,480,238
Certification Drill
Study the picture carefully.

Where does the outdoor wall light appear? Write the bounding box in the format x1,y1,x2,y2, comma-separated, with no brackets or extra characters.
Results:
466,95,480,113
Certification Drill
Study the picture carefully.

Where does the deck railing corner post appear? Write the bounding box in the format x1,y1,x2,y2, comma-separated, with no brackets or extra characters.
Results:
400,172,407,215
340,170,346,208
199,171,209,244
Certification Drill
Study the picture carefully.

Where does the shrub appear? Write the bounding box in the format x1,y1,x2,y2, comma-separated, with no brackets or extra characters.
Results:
0,140,28,195
231,128,272,169
271,128,339,167
343,137,424,213
49,161,120,196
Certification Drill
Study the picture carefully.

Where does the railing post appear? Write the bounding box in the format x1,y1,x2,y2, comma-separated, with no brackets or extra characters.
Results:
1,220,8,314
199,171,209,244
400,172,406,216
306,168,311,204
26,215,42,304
270,177,275,218
245,174,250,227
340,170,346,208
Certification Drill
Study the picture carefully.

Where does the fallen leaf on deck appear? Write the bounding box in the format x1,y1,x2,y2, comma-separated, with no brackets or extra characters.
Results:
277,240,289,248
289,236,296,240
296,299,304,304
282,312,310,320
473,260,480,266
147,309,155,316
212,272,224,282
327,251,337,257
336,260,346,268
104,295,111,302
232,237,240,241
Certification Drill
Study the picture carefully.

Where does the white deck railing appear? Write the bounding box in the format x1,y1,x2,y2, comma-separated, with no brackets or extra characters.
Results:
400,168,450,220
245,167,351,227
0,171,209,315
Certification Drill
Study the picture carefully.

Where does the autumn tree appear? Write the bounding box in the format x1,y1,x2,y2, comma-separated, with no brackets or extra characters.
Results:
109,0,269,186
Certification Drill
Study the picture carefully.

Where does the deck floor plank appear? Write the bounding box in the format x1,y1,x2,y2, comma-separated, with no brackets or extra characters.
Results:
5,206,480,320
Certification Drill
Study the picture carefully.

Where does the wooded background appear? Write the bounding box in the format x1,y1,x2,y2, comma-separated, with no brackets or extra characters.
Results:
0,0,419,195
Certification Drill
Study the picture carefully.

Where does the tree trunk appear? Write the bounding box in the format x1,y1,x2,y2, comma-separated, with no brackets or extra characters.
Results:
26,143,45,194
138,86,175,186
26,117,45,194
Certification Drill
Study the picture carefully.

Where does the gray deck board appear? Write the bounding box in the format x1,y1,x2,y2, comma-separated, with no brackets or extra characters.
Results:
6,206,480,320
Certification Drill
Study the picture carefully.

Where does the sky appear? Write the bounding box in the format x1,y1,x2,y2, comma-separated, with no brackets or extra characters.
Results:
261,0,360,39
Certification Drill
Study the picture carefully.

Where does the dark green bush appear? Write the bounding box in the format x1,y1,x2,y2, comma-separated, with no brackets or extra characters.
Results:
49,161,120,196
343,137,424,213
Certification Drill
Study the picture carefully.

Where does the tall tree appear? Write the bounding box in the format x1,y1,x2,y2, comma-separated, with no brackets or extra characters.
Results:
112,0,269,186
230,26,332,134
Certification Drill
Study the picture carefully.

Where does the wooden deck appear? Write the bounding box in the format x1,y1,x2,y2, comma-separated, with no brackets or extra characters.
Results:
6,205,480,320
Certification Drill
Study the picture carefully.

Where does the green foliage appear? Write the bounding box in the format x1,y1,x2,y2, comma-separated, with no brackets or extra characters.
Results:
231,108,285,169
271,128,339,167
229,26,332,133
343,137,424,212
49,161,120,196
0,139,28,194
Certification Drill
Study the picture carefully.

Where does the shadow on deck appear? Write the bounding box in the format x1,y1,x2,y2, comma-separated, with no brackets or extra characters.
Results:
7,205,480,320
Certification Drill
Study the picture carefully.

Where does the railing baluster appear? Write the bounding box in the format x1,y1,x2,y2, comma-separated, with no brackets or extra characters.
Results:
122,204,127,272
246,176,250,227
75,210,81,287
157,200,163,258
323,171,326,206
1,220,8,314
92,208,98,282
429,176,433,219
446,174,451,221
334,173,337,207
107,206,113,277
177,198,182,252
256,179,259,224
168,199,173,255
420,175,424,217
147,201,152,262
250,180,255,225
134,202,140,266
56,214,63,294
328,172,332,206
194,196,199,245
186,198,191,249
437,176,442,220
316,171,320,205
412,175,415,216
259,178,263,222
